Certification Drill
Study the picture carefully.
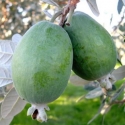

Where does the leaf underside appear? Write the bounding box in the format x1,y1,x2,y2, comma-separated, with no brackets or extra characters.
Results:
0,40,16,65
0,65,13,87
1,87,27,122
86,0,100,16
112,65,125,81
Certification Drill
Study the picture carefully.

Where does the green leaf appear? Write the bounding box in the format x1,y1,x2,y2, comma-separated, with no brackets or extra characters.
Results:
0,116,13,125
100,104,111,115
122,0,125,5
84,81,99,91
70,74,91,86
85,87,103,99
87,113,99,124
0,103,2,120
117,0,124,14
11,34,22,44
0,65,13,87
109,83,125,104
88,98,106,124
112,66,125,80
1,87,27,118
5,97,27,118
0,40,15,65
86,0,100,16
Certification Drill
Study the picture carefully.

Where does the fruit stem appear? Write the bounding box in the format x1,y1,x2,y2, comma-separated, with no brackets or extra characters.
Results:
59,0,80,27
50,10,63,23
65,5,75,26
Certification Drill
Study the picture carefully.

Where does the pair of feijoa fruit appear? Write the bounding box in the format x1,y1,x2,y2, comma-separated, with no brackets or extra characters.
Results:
12,11,117,122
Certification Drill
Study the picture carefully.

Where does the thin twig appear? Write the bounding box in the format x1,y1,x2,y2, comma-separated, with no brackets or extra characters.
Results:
59,5,70,26
59,0,80,26
112,9,125,33
110,99,125,105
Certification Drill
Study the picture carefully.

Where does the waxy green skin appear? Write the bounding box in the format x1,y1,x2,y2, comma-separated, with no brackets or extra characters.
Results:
65,11,117,80
12,21,73,104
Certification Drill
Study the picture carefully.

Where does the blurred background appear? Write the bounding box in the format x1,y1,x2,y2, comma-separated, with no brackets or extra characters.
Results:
0,0,68,39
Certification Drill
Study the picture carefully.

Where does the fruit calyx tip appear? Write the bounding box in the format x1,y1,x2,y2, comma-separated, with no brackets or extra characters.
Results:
97,73,116,90
27,103,50,122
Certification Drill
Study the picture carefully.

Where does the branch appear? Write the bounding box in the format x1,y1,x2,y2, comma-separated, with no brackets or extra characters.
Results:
59,0,80,26
110,99,125,105
112,9,125,33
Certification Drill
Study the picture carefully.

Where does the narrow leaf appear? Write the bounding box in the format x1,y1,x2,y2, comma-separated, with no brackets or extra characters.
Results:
86,0,100,16
1,87,19,118
77,95,85,102
109,83,125,104
0,40,16,65
87,113,99,124
112,66,125,80
85,87,103,99
77,82,101,102
88,99,106,124
84,81,99,90
1,87,27,118
0,87,5,96
100,104,111,115
122,0,125,5
0,103,2,119
5,97,27,118
0,116,13,125
43,10,53,18
11,34,22,44
117,0,124,14
0,65,13,87
70,74,91,86
41,0,61,8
